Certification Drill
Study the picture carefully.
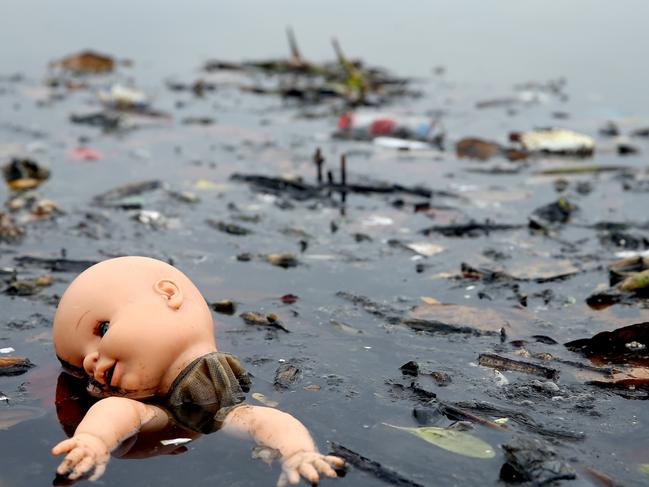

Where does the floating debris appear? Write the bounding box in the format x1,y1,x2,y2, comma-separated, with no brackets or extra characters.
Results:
383,423,495,459
329,443,421,487
93,180,163,207
251,392,278,407
478,353,559,380
500,437,576,483
373,137,433,151
53,50,115,73
455,137,503,160
511,128,595,156
0,212,25,242
211,300,237,315
2,158,50,190
531,198,578,225
565,322,649,364
4,274,54,296
133,210,168,229
239,311,290,332
0,356,35,376
14,256,97,273
336,111,444,146
98,84,149,111
538,164,630,175
231,172,434,199
68,147,103,161
329,319,363,335
399,361,419,376
160,438,192,446
420,221,523,237
280,294,298,304
599,121,620,137
402,242,445,257
206,220,252,236
266,253,299,268
274,363,301,389
405,302,518,335
204,30,415,107
70,111,123,131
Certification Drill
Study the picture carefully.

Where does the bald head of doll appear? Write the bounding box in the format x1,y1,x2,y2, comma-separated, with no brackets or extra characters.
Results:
52,256,218,399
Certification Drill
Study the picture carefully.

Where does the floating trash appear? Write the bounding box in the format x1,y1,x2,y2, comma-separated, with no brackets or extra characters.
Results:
336,111,444,146
511,128,594,156
211,300,237,315
0,356,35,376
383,423,495,459
98,84,149,110
2,158,50,190
160,438,192,446
53,50,115,73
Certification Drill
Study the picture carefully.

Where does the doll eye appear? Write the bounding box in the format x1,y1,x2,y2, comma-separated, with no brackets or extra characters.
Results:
97,321,110,337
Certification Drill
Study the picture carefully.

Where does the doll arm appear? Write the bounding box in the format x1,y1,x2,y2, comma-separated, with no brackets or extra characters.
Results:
52,397,169,480
222,405,344,486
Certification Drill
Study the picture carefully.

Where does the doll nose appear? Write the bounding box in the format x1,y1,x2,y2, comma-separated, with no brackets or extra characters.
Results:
83,351,99,377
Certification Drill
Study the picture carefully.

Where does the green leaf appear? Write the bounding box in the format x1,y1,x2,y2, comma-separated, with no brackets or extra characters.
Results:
383,423,496,459
639,464,649,474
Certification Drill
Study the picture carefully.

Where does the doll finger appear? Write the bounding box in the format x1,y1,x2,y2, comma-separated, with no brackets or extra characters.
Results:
314,458,337,478
285,468,301,485
68,456,95,480
298,462,320,483
52,439,77,456
89,462,107,481
324,455,346,468
57,449,85,474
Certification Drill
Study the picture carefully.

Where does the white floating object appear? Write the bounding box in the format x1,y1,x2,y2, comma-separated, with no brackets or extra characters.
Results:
98,84,149,109
405,242,444,257
373,137,431,151
160,438,192,446
362,215,394,226
517,128,594,155
615,250,649,259
0,348,15,354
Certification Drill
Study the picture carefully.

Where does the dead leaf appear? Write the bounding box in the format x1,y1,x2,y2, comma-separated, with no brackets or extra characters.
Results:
407,302,530,334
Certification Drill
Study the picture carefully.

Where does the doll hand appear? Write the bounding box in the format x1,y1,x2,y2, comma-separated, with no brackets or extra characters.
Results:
52,433,111,481
277,451,345,486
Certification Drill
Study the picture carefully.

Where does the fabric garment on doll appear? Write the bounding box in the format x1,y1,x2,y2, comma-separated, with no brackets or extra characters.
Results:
163,352,252,434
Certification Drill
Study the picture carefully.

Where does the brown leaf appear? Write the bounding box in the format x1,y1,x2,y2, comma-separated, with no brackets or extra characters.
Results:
407,303,530,334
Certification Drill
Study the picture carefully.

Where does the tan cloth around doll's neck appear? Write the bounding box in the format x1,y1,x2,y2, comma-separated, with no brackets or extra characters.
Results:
163,352,251,434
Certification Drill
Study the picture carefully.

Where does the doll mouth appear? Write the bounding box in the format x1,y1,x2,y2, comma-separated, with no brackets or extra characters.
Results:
105,362,117,387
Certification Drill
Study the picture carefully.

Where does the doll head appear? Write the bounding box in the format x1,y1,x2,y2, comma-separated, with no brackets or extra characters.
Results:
52,256,217,399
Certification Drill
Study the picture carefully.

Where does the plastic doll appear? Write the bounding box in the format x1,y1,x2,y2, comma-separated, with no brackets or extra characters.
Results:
51,256,344,485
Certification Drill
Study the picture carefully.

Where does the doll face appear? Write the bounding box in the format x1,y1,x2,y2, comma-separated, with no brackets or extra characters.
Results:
53,257,216,399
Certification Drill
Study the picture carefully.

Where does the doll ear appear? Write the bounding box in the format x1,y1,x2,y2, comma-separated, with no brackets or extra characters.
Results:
154,279,183,310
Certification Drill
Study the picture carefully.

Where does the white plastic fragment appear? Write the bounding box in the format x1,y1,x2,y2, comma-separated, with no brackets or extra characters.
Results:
405,242,445,257
373,137,432,151
98,84,149,109
615,250,649,259
494,370,509,386
517,128,595,154
362,215,394,226
0,348,15,354
160,438,192,446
